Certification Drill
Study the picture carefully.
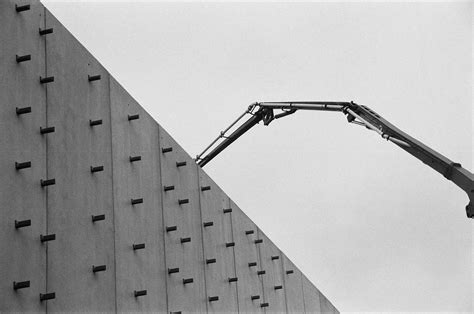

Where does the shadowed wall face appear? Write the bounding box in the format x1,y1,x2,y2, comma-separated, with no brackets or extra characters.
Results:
0,1,337,313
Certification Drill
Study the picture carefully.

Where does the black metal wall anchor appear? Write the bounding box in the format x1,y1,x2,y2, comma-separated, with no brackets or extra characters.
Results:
40,126,55,134
16,106,31,115
128,114,139,121
254,239,263,244
166,226,177,232
133,243,145,250
91,165,104,173
180,237,191,244
225,242,235,248
182,278,193,285
271,255,280,260
39,76,54,84
178,199,189,205
39,292,55,301
257,270,266,276
15,161,31,170
203,221,213,227
92,265,106,273
88,75,101,82
16,54,31,63
170,312,182,314
274,285,283,290
206,258,216,264
13,280,30,290
168,267,179,274
208,296,219,302
164,185,175,192
176,161,186,167
228,277,238,283
245,230,254,235
40,178,55,187
162,147,172,154
39,28,53,36
134,290,147,297
15,219,31,229
286,270,294,275
89,119,102,126
131,198,143,205
129,155,141,162
260,303,269,308
92,214,105,222
201,186,211,192
40,234,55,242
248,262,257,267
15,4,30,12
223,208,232,214
251,295,260,300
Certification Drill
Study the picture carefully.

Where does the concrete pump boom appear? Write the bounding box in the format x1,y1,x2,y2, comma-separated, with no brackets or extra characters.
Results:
195,101,474,219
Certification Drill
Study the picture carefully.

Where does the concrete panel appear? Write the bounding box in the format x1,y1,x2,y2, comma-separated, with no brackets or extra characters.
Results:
44,10,115,311
110,77,167,312
198,169,238,313
281,253,305,313
256,230,287,312
0,1,47,312
319,291,337,314
230,200,264,313
160,127,207,313
302,275,321,313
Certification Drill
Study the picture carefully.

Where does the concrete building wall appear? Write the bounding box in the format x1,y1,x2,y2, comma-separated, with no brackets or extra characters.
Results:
0,1,339,313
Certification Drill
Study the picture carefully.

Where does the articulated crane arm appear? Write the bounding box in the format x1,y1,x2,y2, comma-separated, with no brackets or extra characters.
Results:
195,101,474,219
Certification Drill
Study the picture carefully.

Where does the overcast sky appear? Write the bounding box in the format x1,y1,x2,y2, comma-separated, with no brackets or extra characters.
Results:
42,1,472,312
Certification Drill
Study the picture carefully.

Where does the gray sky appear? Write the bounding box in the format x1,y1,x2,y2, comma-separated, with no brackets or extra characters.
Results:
43,1,472,312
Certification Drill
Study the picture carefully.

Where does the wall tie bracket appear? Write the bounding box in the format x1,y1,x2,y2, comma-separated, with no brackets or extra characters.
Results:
134,290,147,297
178,199,189,205
162,147,173,153
13,281,30,290
15,4,30,12
131,198,143,205
89,119,102,127
164,185,175,192
40,126,55,134
228,277,238,283
39,28,53,36
15,161,31,170
16,106,31,115
166,226,177,232
206,258,216,264
201,186,211,192
91,165,104,173
133,243,145,250
180,237,191,244
39,292,55,301
128,114,139,121
40,234,56,243
168,267,179,274
39,76,54,84
208,296,219,302
88,75,101,82
225,242,235,247
15,219,31,229
92,214,105,222
92,265,106,273
223,208,232,214
203,221,214,227
176,161,186,167
182,278,193,285
129,155,141,162
40,178,55,187
16,54,31,63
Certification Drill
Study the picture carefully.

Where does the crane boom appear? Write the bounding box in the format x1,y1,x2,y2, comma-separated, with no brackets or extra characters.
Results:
195,101,474,218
